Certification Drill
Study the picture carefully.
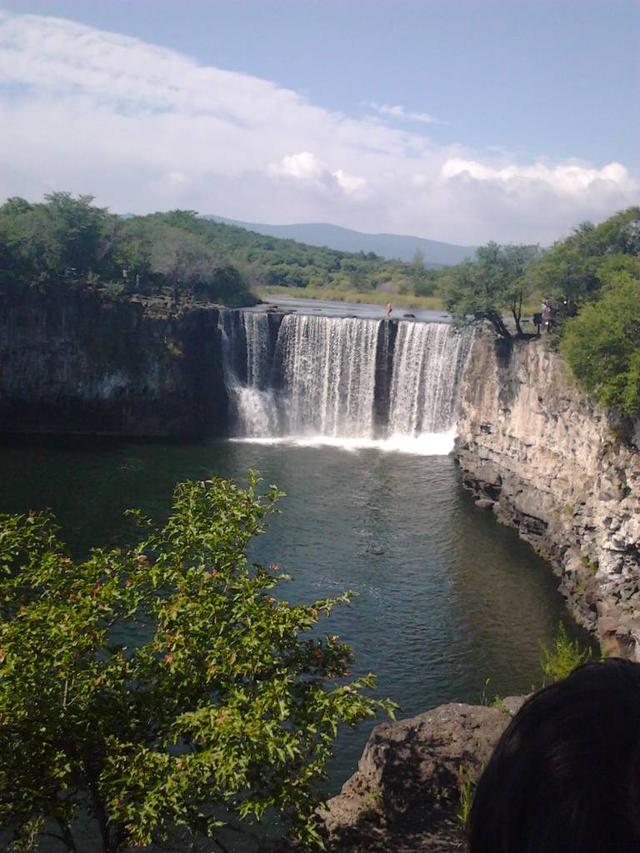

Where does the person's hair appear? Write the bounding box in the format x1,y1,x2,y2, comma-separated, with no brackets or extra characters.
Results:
468,658,640,853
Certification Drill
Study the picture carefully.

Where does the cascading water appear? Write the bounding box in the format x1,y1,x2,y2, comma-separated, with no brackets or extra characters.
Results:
220,310,473,453
219,311,280,437
388,321,473,435
277,315,380,438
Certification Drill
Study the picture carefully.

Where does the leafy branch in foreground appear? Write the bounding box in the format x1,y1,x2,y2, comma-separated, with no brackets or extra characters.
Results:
0,472,394,851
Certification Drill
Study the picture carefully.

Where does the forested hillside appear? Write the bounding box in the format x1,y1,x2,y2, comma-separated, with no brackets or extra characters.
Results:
156,211,435,294
0,194,435,305
0,194,256,307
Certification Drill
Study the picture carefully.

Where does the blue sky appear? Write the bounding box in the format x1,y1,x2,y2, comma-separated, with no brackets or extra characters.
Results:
0,1,638,243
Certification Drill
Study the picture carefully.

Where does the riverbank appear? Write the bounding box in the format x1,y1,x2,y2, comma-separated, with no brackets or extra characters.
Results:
454,329,640,659
257,285,444,311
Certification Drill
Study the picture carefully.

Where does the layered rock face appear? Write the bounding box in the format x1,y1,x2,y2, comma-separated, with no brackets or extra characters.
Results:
455,330,640,657
0,287,228,438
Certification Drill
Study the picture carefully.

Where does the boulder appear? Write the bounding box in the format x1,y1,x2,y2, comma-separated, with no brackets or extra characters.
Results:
321,700,521,851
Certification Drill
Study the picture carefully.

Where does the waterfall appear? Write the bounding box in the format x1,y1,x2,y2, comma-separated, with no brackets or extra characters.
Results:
388,322,473,436
219,311,279,437
220,310,472,454
277,315,380,437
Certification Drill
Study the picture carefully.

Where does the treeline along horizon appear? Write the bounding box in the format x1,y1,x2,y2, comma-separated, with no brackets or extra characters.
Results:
0,192,435,305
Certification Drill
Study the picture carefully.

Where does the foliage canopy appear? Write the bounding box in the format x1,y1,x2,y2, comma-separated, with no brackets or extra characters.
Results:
0,473,392,852
441,241,539,338
561,263,640,417
439,207,640,418
0,193,438,305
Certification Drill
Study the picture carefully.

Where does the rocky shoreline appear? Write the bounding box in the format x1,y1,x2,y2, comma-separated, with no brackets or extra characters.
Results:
454,329,640,659
318,697,524,852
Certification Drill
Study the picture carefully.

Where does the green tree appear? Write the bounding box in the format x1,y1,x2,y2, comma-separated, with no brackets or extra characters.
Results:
0,474,392,852
43,192,111,276
560,264,640,417
531,207,640,311
442,242,538,338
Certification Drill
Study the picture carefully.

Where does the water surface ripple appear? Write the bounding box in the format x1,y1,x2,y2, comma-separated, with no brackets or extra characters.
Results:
0,438,590,795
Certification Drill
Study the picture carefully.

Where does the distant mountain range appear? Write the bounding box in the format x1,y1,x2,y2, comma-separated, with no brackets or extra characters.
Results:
204,216,476,267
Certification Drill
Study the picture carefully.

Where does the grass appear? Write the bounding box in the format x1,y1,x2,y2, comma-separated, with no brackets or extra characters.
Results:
457,763,476,828
540,622,593,684
256,285,445,311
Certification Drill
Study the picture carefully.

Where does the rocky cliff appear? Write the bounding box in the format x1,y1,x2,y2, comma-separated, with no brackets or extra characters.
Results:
0,287,229,438
454,330,640,658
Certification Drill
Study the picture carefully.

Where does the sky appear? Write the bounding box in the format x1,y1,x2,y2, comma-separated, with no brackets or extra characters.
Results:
0,0,638,245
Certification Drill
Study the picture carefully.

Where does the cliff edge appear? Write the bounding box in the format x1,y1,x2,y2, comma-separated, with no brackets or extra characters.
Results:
454,330,640,657
0,288,229,438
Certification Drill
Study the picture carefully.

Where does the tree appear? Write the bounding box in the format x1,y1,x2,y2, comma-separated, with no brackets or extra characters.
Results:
0,193,112,288
0,474,392,852
43,192,111,276
560,265,640,418
442,242,538,338
531,207,640,310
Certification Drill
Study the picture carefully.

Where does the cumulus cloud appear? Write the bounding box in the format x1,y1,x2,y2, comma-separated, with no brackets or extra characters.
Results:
442,158,631,195
369,101,444,125
269,152,368,197
0,10,636,245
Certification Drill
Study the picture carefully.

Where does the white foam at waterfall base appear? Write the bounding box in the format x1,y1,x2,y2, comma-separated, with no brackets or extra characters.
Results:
229,426,458,455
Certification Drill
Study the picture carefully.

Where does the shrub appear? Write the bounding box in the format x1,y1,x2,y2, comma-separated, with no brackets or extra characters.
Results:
0,473,393,851
561,268,640,417
540,623,592,684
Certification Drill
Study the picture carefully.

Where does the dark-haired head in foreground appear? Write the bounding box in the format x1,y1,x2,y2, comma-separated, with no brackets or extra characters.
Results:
468,658,640,853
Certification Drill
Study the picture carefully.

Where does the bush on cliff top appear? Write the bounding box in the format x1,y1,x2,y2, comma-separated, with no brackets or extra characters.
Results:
561,263,640,418
0,473,392,852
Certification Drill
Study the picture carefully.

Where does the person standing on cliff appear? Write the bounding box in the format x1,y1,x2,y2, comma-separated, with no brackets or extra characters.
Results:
386,302,393,318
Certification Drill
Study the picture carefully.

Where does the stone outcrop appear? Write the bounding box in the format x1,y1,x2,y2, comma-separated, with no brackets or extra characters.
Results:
321,698,523,852
0,287,229,438
454,330,640,658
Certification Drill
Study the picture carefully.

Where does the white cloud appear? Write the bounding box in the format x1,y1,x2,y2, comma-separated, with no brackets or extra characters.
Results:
441,158,631,195
269,153,368,197
0,10,637,245
333,169,368,195
369,101,444,125
272,152,326,181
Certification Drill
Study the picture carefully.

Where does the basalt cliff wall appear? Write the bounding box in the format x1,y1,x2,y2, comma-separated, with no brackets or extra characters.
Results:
0,287,229,438
454,330,640,658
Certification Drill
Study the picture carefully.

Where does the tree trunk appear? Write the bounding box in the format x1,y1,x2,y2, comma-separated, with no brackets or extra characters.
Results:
512,308,524,336
487,310,512,339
